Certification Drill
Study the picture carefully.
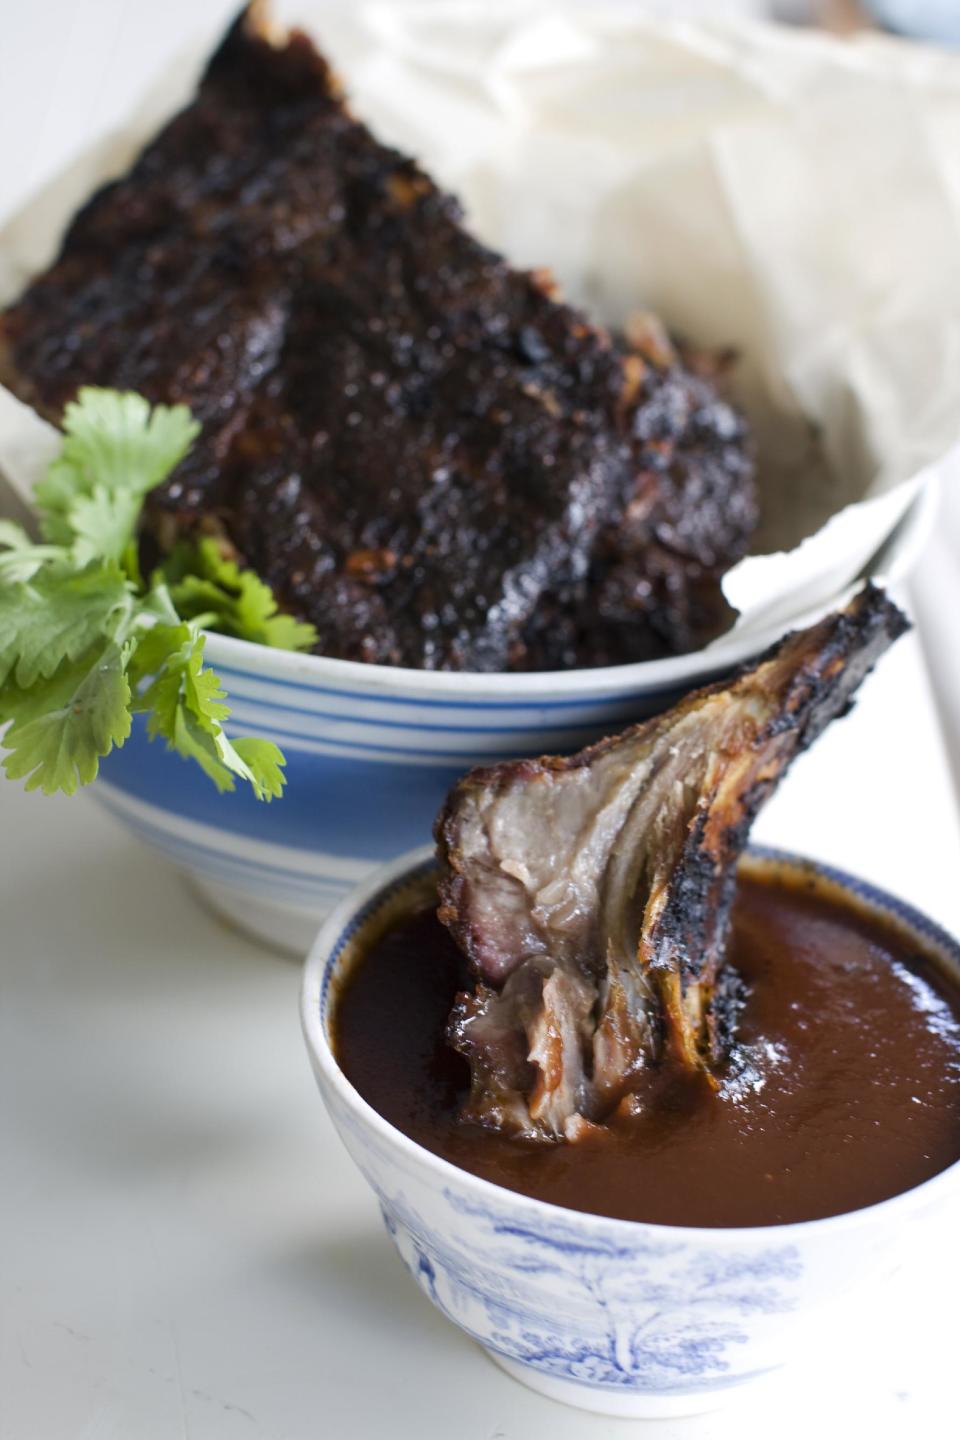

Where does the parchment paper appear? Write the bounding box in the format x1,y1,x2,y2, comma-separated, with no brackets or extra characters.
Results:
2,0,959,650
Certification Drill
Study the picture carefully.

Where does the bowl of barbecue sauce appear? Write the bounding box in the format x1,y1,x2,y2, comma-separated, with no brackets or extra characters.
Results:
301,845,960,1419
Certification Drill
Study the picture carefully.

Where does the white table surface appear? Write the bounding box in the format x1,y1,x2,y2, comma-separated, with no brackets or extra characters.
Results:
3,4,960,1438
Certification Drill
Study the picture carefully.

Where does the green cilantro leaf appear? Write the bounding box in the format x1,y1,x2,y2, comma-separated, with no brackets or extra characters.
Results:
68,486,145,570
0,389,294,801
131,623,285,801
0,641,132,795
132,622,229,738
36,388,199,551
0,519,62,583
231,738,287,801
0,519,32,550
0,563,133,688
161,538,318,651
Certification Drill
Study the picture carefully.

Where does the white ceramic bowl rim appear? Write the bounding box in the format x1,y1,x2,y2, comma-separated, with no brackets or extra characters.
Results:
208,487,935,698
207,608,786,696
301,839,960,1244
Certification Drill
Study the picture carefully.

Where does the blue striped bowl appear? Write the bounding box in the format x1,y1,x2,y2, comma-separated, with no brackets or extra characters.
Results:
94,626,767,952
93,484,931,956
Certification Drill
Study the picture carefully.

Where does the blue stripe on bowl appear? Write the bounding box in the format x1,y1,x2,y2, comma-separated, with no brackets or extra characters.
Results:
95,661,736,928
95,793,358,903
214,659,724,713
223,692,620,737
97,714,466,858
208,721,520,764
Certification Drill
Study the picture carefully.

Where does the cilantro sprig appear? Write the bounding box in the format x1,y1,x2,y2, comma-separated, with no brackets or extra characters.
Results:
159,537,317,651
0,388,317,798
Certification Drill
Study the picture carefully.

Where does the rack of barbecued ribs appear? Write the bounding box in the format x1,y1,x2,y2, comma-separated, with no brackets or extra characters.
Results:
0,5,756,672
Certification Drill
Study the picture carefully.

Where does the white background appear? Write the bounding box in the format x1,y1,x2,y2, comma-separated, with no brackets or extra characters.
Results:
1,4,960,1439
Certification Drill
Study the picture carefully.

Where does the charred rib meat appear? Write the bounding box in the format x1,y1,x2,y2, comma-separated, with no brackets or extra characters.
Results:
0,7,756,671
436,585,908,1139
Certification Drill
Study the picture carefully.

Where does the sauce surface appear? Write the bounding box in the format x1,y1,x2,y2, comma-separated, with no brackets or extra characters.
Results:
334,870,960,1226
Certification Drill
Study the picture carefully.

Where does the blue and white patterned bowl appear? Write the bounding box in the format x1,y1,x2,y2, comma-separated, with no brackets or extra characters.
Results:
300,844,960,1418
90,485,937,959
92,616,789,954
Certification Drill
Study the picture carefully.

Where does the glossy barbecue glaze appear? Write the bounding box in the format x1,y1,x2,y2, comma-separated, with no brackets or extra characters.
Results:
335,863,960,1227
0,9,754,672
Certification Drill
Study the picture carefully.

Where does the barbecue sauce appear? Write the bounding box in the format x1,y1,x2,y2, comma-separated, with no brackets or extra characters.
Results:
334,866,960,1227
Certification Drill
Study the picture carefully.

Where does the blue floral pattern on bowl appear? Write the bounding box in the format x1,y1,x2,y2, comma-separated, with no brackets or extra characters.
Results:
385,1186,800,1393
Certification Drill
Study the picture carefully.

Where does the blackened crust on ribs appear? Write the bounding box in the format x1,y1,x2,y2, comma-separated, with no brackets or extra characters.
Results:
520,350,758,668
648,585,910,997
0,6,756,671
435,585,908,1138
